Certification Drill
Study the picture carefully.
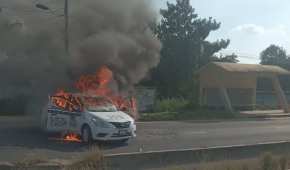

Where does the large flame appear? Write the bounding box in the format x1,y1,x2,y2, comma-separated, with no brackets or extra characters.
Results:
75,66,113,96
74,66,138,118
52,66,138,118
51,90,84,112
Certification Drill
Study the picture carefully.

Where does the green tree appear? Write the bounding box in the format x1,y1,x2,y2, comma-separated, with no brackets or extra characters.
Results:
153,0,230,98
260,44,290,91
260,44,290,69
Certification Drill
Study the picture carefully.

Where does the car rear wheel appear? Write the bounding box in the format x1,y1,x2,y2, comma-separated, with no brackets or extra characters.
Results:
81,125,92,144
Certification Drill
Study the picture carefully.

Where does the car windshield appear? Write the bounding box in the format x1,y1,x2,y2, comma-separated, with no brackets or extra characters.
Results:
86,105,117,112
82,96,117,112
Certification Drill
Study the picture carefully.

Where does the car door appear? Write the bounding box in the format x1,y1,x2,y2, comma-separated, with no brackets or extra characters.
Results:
47,95,84,133
46,103,70,132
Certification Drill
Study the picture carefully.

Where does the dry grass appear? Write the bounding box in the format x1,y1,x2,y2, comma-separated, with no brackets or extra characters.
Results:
64,145,105,170
193,153,289,170
13,154,50,170
11,145,105,170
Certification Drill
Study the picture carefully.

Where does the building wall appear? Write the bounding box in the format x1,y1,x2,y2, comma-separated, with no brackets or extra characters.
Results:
199,64,257,107
200,70,257,89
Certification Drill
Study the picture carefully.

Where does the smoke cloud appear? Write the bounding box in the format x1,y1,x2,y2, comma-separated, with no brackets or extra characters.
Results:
0,0,161,114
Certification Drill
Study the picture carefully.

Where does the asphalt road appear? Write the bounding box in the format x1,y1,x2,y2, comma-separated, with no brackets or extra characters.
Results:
1,116,290,161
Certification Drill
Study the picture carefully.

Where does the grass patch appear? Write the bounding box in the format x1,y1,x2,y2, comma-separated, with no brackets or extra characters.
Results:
197,153,288,170
154,98,189,113
142,98,237,121
140,109,237,121
167,153,289,170
12,146,105,170
64,146,105,170
13,154,51,170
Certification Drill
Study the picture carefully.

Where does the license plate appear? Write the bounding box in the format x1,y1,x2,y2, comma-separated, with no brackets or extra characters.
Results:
119,130,128,135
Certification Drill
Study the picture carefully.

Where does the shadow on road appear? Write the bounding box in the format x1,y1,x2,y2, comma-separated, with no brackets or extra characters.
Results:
0,124,129,153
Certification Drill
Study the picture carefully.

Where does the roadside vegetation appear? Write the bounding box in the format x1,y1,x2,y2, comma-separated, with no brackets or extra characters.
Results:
64,146,105,170
168,153,289,170
12,151,290,170
140,98,237,121
13,146,105,170
196,153,288,170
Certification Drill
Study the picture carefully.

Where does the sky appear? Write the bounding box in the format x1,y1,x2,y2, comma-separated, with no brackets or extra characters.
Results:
154,0,290,64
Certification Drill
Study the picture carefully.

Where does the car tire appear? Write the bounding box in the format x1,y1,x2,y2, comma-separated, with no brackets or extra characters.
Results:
81,125,92,144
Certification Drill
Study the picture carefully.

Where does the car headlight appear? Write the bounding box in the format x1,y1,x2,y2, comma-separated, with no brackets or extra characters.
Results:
92,117,114,128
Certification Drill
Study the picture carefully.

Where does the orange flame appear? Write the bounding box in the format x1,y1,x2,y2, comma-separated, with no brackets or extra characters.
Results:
74,66,138,119
63,133,82,143
51,90,84,112
52,66,138,118
75,66,113,96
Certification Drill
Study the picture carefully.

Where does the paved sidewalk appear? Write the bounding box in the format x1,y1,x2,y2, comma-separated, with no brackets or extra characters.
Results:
240,110,290,118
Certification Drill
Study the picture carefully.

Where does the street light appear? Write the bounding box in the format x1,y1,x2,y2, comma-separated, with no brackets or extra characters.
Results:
36,0,69,55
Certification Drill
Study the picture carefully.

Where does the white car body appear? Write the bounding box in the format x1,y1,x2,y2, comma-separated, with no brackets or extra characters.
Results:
41,95,136,142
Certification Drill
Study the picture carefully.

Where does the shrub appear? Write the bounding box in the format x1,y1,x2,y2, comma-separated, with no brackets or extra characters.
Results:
154,98,189,112
279,156,288,170
261,153,279,170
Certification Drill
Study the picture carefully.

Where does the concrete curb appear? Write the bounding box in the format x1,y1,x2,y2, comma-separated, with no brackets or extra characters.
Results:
137,116,290,124
239,113,290,119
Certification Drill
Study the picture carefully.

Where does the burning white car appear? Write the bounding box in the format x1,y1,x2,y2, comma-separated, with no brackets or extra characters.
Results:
41,93,136,143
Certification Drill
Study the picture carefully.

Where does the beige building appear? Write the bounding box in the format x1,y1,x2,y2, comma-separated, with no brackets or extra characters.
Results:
198,62,290,113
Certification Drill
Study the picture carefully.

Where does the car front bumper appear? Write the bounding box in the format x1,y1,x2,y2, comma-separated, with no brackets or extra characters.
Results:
91,124,136,141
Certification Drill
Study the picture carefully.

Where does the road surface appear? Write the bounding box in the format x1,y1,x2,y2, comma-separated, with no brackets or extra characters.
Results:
1,117,290,161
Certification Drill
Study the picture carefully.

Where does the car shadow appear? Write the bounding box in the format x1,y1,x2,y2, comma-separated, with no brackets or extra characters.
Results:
0,125,129,153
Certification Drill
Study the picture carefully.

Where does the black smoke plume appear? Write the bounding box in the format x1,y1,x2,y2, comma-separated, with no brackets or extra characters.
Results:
0,0,161,115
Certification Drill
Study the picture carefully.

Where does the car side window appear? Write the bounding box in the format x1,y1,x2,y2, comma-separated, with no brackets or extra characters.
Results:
51,95,83,113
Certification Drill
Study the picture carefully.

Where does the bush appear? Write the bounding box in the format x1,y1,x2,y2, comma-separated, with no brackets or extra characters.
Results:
261,153,278,170
260,153,288,170
140,109,237,121
154,98,189,112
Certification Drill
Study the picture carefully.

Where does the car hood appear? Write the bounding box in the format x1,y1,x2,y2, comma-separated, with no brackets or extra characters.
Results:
88,111,133,122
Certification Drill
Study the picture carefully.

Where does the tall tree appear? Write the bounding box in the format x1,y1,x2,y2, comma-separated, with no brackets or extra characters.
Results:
260,44,290,91
260,44,290,69
153,0,230,98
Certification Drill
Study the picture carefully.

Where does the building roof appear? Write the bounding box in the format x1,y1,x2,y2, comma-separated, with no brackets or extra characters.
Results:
199,62,290,75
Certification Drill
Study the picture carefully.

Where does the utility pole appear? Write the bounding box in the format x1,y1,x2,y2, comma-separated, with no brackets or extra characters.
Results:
64,0,69,54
